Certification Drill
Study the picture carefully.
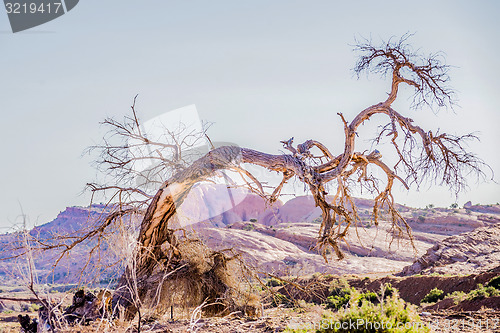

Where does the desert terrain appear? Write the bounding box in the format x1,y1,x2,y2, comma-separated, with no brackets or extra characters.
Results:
0,185,499,332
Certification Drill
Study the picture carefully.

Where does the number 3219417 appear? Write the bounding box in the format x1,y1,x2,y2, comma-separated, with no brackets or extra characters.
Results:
5,2,62,14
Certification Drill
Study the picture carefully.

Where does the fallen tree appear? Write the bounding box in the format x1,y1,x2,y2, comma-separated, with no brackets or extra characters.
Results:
103,35,486,319
7,35,488,323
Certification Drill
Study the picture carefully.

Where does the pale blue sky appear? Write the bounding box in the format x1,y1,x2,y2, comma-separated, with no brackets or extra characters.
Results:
1,1,499,229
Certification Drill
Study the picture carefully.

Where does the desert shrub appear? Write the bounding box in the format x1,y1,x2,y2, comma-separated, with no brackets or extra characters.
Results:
266,277,285,287
28,304,41,313
480,285,499,297
467,284,500,300
421,288,445,304
242,223,255,231
379,283,396,299
467,285,489,300
319,293,428,332
362,291,378,303
326,287,354,310
329,278,350,294
326,287,380,310
326,279,353,310
445,290,466,305
487,276,500,290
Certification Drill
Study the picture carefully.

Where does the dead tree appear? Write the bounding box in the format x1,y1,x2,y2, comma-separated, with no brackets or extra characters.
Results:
102,36,487,319
5,36,485,320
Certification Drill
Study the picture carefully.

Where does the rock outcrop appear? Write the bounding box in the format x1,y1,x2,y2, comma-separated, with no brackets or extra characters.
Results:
400,223,500,276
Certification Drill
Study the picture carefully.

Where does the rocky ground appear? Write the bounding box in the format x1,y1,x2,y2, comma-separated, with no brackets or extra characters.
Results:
400,223,500,276
2,270,499,332
0,185,499,331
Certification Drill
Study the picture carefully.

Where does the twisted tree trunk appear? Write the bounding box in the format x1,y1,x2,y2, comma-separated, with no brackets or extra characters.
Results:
108,36,485,319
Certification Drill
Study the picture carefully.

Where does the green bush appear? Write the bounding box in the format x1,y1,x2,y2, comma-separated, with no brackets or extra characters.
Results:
319,293,428,332
326,287,354,310
445,290,466,305
326,287,383,310
467,285,489,300
326,279,353,310
467,284,500,300
28,304,41,312
487,276,500,290
329,278,350,294
362,291,378,303
421,288,445,304
379,283,396,299
242,223,255,231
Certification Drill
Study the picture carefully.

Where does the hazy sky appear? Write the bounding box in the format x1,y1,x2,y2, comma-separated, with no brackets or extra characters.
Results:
1,1,499,229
